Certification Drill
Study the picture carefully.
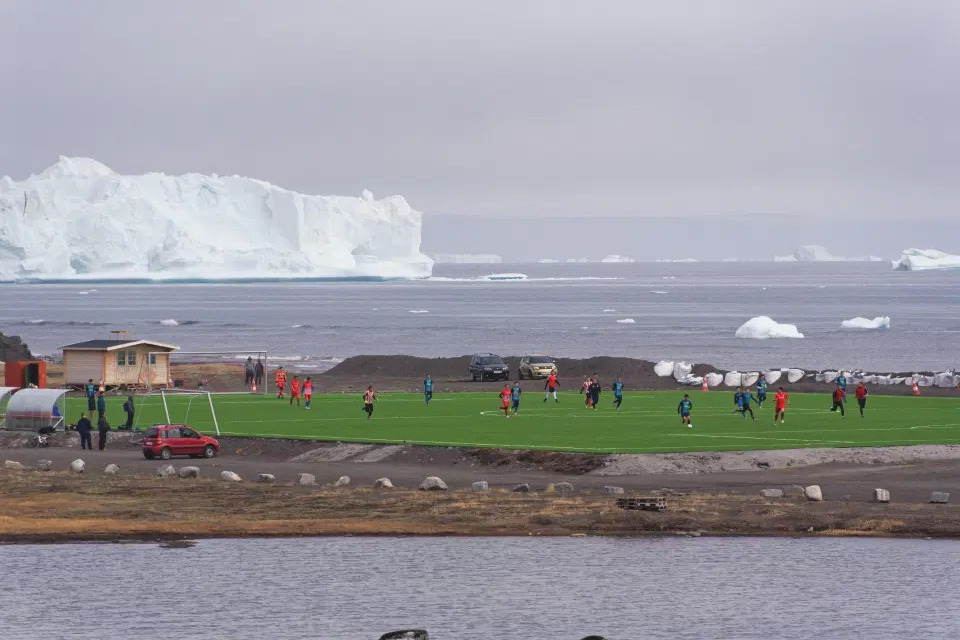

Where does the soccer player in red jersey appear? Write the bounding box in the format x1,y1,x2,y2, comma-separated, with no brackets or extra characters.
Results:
855,382,868,418
499,383,512,417
303,377,314,410
544,370,559,403
289,375,301,406
275,367,287,399
363,386,376,418
829,384,845,418
773,387,789,425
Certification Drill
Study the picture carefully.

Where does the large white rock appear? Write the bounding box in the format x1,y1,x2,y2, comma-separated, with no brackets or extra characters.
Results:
333,475,351,487
874,488,891,503
419,476,448,491
3,460,24,470
373,477,394,488
891,248,960,271
786,369,805,383
178,466,200,478
0,156,433,280
257,473,276,483
35,459,53,471
220,470,242,482
157,464,176,477
70,459,85,473
930,491,950,504
653,361,675,377
104,464,120,475
297,473,316,486
760,489,784,499
804,485,823,502
735,316,804,339
471,480,489,491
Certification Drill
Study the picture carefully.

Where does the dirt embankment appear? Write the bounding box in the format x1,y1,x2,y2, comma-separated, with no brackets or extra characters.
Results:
1,471,958,543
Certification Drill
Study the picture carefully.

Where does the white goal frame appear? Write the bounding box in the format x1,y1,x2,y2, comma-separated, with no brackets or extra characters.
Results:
153,388,222,436
147,349,269,394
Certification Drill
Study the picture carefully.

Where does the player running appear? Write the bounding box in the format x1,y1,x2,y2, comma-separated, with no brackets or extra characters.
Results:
829,384,845,417
275,367,287,399
303,377,314,409
773,387,789,425
511,382,522,414
756,375,768,407
589,374,601,409
424,374,433,405
580,376,591,407
611,376,624,409
543,370,559,403
855,382,868,417
836,371,847,396
499,383,512,417
737,387,758,421
289,375,301,407
362,385,376,418
677,394,693,428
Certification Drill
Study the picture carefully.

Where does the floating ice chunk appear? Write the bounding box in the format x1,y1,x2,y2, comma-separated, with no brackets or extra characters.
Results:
160,319,179,326
892,248,960,271
735,316,804,339
651,290,668,294
602,309,617,313
409,309,430,314
654,361,674,377
840,316,891,330
616,318,636,324
600,254,635,263
479,273,527,281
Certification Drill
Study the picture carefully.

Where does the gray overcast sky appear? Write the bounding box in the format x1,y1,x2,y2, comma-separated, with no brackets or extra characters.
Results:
1,0,958,220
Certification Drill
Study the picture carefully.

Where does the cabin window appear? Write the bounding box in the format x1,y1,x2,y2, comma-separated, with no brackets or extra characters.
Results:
116,351,126,366
149,353,157,365
127,350,137,366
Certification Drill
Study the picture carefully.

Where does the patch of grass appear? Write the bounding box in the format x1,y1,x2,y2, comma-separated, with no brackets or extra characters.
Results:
66,389,960,454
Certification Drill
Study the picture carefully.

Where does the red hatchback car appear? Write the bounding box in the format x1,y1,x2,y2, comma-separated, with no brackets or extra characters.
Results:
142,425,220,460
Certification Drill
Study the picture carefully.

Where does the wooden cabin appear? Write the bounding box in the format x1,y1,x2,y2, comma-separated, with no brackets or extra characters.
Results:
61,338,179,390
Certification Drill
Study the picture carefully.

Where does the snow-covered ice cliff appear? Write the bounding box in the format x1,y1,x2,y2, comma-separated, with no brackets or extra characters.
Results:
891,248,960,271
0,157,433,280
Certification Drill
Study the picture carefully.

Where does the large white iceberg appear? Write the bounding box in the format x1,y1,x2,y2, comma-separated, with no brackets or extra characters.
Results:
774,245,882,263
840,316,891,330
891,248,960,271
0,156,433,280
600,254,635,263
735,316,805,339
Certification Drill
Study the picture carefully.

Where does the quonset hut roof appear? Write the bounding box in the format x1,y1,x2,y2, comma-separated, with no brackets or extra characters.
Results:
3,388,68,431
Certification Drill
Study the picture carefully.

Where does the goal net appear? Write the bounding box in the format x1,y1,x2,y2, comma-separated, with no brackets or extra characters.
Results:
146,350,269,395
136,389,222,436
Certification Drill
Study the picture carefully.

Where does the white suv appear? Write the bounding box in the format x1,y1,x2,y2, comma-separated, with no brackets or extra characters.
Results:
518,354,557,379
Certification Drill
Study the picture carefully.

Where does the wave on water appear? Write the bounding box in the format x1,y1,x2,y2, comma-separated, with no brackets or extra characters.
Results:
428,275,620,282
17,319,108,327
291,324,313,329
409,309,430,314
159,319,201,326
616,318,636,324
651,290,669,294
602,309,616,313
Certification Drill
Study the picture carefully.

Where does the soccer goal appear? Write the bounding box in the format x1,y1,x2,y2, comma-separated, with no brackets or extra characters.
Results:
136,388,222,436
146,350,269,395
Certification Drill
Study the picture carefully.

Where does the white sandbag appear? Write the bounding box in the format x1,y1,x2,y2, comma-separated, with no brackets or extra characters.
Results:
917,375,936,387
705,372,725,387
673,362,693,380
654,361,675,377
763,370,782,385
817,371,838,384
934,371,957,387
786,369,805,383
741,372,760,387
723,371,742,387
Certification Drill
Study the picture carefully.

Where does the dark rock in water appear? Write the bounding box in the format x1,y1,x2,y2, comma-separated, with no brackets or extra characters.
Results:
379,631,428,640
580,636,608,640
158,540,198,549
0,332,33,362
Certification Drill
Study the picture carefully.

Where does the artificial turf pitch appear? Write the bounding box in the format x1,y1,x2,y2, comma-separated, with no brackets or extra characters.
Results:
65,390,960,454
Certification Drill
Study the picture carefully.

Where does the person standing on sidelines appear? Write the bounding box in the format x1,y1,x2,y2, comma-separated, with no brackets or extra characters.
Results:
96,391,107,422
855,382,868,418
499,383,512,418
756,375,768,407
424,374,433,405
289,375,301,407
677,394,693,428
97,414,111,450
254,359,265,389
611,376,624,410
511,381,522,414
773,387,789,425
275,367,287,399
543,370,559,403
363,385,376,419
121,395,135,430
303,377,314,410
76,413,93,450
85,379,97,414
829,384,846,417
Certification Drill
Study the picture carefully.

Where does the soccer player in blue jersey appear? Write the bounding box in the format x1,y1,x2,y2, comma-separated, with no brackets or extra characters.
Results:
424,374,433,405
511,382,522,414
739,388,758,421
677,394,693,428
611,376,624,410
756,375,768,407
836,372,847,397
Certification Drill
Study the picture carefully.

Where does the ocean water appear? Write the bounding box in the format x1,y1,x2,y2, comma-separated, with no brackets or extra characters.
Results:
1,536,958,639
2,262,958,372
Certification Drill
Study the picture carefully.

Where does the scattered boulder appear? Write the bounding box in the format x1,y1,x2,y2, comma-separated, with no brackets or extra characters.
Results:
471,480,489,491
3,460,25,471
787,484,806,497
547,481,575,494
297,473,316,486
419,476,448,491
104,464,120,475
221,471,242,482
70,459,85,473
512,483,530,493
874,488,891,503
373,477,394,489
760,489,784,499
602,486,625,495
804,485,823,502
35,459,53,472
379,631,429,640
333,475,351,487
157,464,177,477
257,473,276,483
178,466,201,478
930,491,950,504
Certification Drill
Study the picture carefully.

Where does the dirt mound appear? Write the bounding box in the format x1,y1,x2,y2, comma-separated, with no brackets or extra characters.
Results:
323,355,472,379
465,448,608,474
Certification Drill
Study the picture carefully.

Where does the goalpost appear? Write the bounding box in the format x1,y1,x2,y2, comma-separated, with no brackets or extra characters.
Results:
137,388,222,436
146,349,269,395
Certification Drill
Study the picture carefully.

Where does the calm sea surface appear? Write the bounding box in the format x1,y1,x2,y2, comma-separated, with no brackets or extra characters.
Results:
1,536,958,639
2,262,958,372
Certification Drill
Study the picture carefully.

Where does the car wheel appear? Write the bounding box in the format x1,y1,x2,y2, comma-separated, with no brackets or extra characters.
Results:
203,445,217,458
159,447,172,460
472,373,479,382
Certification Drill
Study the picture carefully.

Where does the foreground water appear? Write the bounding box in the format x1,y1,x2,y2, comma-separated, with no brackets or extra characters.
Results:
2,536,958,639
3,262,959,371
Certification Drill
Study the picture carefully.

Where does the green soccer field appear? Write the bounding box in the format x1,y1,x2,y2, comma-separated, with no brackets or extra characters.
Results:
65,390,960,454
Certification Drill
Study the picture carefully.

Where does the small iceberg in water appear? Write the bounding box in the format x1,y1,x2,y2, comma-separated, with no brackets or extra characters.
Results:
840,316,891,330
